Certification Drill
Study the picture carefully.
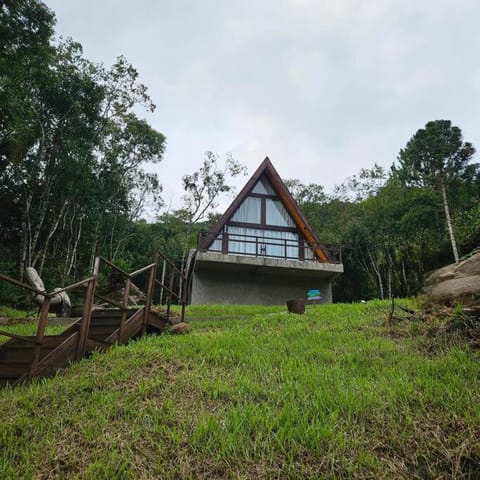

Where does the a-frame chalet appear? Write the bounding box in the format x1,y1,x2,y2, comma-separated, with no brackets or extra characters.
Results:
190,157,343,305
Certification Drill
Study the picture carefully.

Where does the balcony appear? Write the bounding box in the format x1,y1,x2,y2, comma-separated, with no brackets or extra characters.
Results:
197,231,342,264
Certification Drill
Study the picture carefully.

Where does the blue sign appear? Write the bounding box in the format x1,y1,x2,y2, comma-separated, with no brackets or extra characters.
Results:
307,289,321,301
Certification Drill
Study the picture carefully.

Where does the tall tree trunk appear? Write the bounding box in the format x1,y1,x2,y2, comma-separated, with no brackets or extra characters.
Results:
90,222,101,270
35,200,69,275
401,257,409,297
440,177,459,264
367,249,384,299
65,214,84,279
387,251,394,299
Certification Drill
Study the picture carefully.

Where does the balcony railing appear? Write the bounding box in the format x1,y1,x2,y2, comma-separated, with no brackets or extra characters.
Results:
197,231,342,264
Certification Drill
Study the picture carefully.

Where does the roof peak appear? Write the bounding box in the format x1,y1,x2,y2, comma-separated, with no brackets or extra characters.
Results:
198,156,332,262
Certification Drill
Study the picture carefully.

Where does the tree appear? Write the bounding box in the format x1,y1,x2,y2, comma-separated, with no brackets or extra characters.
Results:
160,152,247,277
179,151,247,224
396,120,476,263
0,1,166,282
334,163,387,202
284,179,327,205
0,0,55,165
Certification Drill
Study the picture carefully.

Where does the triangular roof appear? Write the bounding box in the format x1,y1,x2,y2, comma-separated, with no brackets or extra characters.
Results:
200,157,332,262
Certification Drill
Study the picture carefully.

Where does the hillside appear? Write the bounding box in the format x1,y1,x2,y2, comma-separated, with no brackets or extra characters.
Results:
0,302,479,479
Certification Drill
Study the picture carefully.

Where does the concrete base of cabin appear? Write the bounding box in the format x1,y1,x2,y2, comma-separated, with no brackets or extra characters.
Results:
190,251,343,305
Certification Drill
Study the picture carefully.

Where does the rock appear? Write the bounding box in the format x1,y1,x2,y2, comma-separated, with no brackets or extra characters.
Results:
169,322,189,334
423,252,480,306
24,267,71,317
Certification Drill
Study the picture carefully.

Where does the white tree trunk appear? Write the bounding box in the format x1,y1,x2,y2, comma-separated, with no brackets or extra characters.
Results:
440,177,459,264
368,249,384,299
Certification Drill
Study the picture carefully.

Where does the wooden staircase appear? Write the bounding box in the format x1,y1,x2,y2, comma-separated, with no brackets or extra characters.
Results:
0,308,168,387
0,252,187,387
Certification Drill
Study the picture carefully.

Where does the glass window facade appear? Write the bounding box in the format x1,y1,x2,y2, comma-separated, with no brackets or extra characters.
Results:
206,172,317,261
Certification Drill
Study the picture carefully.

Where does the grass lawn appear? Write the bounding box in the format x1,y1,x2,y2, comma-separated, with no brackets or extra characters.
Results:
0,301,479,479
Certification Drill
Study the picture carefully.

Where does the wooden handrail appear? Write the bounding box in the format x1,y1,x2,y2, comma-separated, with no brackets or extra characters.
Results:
154,278,182,301
50,277,95,295
99,257,156,280
93,293,129,311
98,257,131,278
0,330,41,345
157,251,187,279
0,272,52,297
129,263,156,278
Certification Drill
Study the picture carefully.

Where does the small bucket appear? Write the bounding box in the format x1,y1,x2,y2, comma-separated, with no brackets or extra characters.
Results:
286,298,306,314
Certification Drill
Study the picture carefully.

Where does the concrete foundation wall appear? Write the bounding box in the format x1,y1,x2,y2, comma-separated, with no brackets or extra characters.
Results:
191,268,333,305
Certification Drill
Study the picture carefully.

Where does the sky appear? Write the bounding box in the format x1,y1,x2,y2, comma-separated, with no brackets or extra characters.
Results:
45,0,480,216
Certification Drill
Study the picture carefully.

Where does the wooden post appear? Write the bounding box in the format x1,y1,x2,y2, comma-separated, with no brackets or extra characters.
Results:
29,296,50,378
180,265,187,323
165,269,174,321
159,260,166,305
222,232,228,254
142,253,158,336
76,257,99,360
299,240,305,261
118,276,131,344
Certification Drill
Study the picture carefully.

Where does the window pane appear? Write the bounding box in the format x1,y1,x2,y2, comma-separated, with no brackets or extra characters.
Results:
231,196,261,224
251,175,276,195
227,226,259,255
265,199,295,227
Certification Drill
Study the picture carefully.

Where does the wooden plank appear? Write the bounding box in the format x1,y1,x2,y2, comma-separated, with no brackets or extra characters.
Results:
89,317,122,327
85,338,112,353
86,325,119,336
104,309,144,345
91,309,138,319
32,332,79,378
59,322,81,337
0,363,30,378
1,335,69,349
0,345,56,363
121,310,143,341
148,312,168,331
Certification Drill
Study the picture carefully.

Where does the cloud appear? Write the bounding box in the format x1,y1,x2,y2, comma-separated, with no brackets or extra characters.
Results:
46,0,480,217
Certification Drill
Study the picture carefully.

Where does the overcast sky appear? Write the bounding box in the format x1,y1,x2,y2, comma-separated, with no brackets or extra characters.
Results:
45,0,480,215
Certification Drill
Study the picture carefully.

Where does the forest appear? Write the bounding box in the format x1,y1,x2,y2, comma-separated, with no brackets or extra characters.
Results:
1,0,479,306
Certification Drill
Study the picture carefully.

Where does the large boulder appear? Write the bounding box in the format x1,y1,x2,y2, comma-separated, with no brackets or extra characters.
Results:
423,252,480,306
25,267,71,316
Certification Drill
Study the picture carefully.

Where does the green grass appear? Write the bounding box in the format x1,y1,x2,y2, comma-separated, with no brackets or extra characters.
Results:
0,323,67,343
0,305,29,318
0,301,479,479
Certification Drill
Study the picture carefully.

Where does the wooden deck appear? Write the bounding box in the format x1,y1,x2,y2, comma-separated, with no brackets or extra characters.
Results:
0,252,188,387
